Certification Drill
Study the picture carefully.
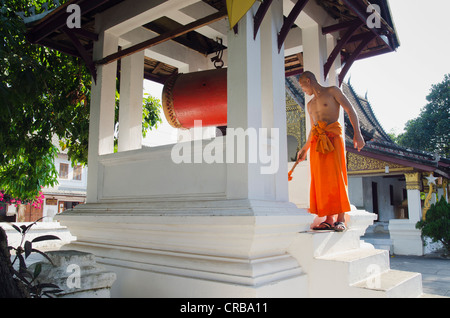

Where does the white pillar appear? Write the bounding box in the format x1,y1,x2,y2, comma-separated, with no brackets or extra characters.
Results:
226,5,264,200
326,34,345,125
407,188,423,223
118,51,145,152
325,34,340,87
292,23,328,208
302,23,328,87
87,30,119,203
389,172,424,255
260,0,288,201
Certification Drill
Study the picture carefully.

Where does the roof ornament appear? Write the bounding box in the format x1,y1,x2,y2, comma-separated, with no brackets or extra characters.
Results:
433,152,441,163
15,0,60,24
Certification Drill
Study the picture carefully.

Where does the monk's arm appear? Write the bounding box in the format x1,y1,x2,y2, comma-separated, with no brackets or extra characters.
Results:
297,104,314,161
332,87,365,151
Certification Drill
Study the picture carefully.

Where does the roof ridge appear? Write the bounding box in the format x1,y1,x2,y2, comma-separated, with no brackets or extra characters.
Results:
344,82,392,142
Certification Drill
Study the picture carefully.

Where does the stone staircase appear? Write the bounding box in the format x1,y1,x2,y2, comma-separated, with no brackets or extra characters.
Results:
288,210,424,298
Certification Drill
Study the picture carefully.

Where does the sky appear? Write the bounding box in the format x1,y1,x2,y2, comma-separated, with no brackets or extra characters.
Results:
143,0,450,143
346,0,450,135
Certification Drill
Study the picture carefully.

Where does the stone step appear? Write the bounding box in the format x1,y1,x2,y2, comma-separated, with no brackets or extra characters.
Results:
317,247,390,285
297,230,363,258
290,222,424,297
352,269,423,298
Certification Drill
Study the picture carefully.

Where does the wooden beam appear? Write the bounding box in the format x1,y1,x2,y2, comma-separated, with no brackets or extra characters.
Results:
338,33,376,86
323,19,363,80
96,10,227,66
278,0,309,53
62,27,97,83
322,19,361,34
151,62,164,75
341,0,394,50
253,0,273,39
69,28,99,41
27,0,108,44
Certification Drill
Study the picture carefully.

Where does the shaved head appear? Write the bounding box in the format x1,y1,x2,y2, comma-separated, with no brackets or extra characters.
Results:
299,71,317,83
298,71,318,96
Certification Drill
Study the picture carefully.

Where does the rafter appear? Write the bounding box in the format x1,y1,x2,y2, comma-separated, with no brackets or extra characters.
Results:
338,33,376,86
322,19,361,34
253,0,273,39
341,0,394,50
277,0,309,52
96,10,227,66
323,19,363,80
27,0,108,44
62,27,97,83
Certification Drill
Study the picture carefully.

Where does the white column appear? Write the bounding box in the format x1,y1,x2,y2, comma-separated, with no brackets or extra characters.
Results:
118,51,145,152
86,30,119,203
260,0,288,201
326,34,345,124
292,23,327,208
389,172,424,255
404,173,423,223
407,188,422,222
301,22,328,145
302,23,328,87
226,5,264,200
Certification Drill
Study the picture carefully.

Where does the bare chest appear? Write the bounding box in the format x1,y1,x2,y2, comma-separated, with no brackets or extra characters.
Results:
308,95,340,122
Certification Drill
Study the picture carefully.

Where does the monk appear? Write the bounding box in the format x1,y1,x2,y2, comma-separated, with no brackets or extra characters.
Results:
297,71,365,232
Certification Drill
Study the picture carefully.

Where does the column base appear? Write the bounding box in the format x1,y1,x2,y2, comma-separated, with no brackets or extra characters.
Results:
56,199,314,297
389,220,424,256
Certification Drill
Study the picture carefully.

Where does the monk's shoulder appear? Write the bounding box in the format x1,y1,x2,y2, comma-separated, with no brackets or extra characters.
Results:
326,85,342,95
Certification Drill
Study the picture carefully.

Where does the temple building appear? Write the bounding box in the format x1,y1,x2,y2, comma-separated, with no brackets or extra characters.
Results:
23,0,442,297
286,76,450,255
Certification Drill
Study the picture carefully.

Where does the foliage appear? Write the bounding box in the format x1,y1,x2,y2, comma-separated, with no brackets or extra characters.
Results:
397,74,450,157
142,93,163,137
0,189,45,211
416,197,450,255
8,217,62,297
113,90,163,150
0,0,162,202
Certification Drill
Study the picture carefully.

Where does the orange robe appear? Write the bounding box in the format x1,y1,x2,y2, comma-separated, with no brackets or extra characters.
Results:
309,121,351,217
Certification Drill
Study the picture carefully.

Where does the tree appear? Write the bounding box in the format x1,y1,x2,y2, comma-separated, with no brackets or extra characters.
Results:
397,74,450,157
0,0,162,203
416,197,450,256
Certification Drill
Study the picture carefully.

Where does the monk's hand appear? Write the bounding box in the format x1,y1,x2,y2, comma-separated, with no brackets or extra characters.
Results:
354,134,365,152
297,149,307,162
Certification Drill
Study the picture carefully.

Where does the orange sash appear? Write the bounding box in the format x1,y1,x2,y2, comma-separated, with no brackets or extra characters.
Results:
311,121,343,154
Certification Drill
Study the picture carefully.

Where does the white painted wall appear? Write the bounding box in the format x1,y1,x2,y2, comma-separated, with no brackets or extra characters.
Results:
349,175,407,222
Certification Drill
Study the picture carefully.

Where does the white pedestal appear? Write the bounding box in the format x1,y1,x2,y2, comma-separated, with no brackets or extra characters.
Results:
56,199,314,298
389,220,424,256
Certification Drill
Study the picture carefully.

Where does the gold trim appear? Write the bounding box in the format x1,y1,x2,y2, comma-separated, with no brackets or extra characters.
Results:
347,151,409,174
405,172,422,190
348,167,414,175
162,74,184,129
422,173,435,220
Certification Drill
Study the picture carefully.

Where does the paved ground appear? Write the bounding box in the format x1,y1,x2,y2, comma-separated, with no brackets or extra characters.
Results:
389,253,450,297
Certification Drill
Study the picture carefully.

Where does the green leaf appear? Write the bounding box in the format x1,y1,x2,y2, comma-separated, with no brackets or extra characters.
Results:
31,235,60,243
33,263,42,279
24,240,32,258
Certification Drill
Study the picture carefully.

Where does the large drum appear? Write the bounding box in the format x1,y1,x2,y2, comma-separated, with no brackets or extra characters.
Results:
162,68,227,129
